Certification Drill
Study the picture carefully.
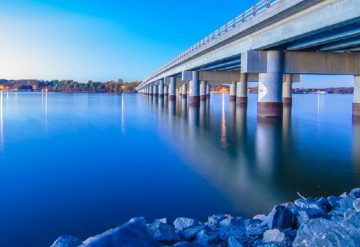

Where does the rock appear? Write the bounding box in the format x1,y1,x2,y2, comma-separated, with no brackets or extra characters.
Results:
267,205,295,230
295,208,328,227
219,225,246,240
153,218,168,224
228,236,244,247
327,196,341,208
349,188,360,198
147,222,180,244
196,230,220,245
81,217,159,247
208,214,229,226
173,218,200,231
253,214,267,221
262,229,285,243
50,236,82,247
294,198,327,212
293,218,360,247
245,219,268,237
219,217,244,227
353,198,360,212
332,196,355,215
173,242,203,247
181,226,207,241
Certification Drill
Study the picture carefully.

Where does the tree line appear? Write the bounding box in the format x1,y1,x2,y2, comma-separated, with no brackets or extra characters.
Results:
0,79,141,93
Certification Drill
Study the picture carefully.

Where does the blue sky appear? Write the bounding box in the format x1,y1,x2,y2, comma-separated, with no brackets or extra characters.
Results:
0,0,353,87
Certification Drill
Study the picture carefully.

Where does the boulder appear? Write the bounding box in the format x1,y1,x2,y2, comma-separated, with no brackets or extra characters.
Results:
207,214,229,226
294,198,328,212
181,226,207,241
295,208,328,227
219,217,244,227
266,205,295,230
153,218,168,224
173,218,200,231
228,236,244,247
81,217,159,247
245,219,268,237
173,242,204,247
293,218,360,247
196,230,221,245
349,188,360,198
50,236,82,247
353,198,360,212
147,222,180,244
262,229,285,243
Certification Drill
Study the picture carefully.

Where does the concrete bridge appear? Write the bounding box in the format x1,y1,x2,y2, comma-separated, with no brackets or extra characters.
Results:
136,0,360,118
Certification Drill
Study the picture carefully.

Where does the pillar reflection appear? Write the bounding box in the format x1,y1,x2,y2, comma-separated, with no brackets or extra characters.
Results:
220,94,228,149
0,91,3,152
235,104,247,141
353,118,360,178
255,118,283,182
199,100,206,128
181,97,187,118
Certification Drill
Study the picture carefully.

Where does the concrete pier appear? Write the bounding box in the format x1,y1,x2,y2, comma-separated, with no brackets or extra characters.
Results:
189,71,200,105
283,74,293,106
149,85,153,96
258,51,283,118
200,81,207,100
169,77,176,101
181,83,187,98
164,85,168,97
229,83,236,101
158,80,164,98
153,85,158,97
206,83,211,98
354,76,360,118
237,73,248,105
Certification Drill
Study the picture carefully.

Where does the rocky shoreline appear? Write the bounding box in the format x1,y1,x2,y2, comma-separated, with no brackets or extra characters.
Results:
51,188,360,247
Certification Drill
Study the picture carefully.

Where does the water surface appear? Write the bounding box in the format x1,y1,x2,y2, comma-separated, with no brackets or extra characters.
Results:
0,92,358,247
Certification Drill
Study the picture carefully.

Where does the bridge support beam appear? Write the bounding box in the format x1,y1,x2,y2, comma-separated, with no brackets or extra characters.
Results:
206,83,211,98
169,77,176,101
283,74,293,106
354,76,360,118
258,51,283,118
230,82,236,101
189,71,200,105
200,81,207,100
181,83,187,98
158,79,164,98
237,73,248,105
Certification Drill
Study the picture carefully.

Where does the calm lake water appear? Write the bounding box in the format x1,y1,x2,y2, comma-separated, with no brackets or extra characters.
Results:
0,92,359,247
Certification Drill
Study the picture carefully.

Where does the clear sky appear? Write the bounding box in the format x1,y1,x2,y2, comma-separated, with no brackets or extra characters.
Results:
0,0,353,87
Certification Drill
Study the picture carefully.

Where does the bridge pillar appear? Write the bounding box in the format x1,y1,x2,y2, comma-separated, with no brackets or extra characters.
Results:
158,79,164,98
164,85,168,97
283,74,293,106
230,82,236,101
189,71,200,105
237,73,248,105
206,83,211,98
169,77,176,101
200,81,207,100
258,51,283,118
354,76,360,118
153,84,158,97
181,83,187,98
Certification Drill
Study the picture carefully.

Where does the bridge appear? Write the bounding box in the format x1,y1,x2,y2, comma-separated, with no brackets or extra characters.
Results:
136,0,360,118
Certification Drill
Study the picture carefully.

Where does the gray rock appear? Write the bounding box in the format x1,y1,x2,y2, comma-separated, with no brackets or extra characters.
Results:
228,236,244,247
262,229,285,243
173,242,203,247
181,226,207,241
267,205,294,230
353,198,360,212
147,222,180,244
349,188,360,198
81,217,159,247
207,214,228,226
333,196,355,215
293,218,360,247
196,230,220,245
219,217,244,227
173,218,200,231
253,214,267,221
295,208,328,227
153,218,168,224
50,236,82,247
245,219,268,237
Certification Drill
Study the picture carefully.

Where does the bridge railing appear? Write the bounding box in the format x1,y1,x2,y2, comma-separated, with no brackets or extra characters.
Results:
142,0,281,86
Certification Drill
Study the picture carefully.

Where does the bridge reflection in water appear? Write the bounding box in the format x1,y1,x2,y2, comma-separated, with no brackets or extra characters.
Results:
144,93,360,217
